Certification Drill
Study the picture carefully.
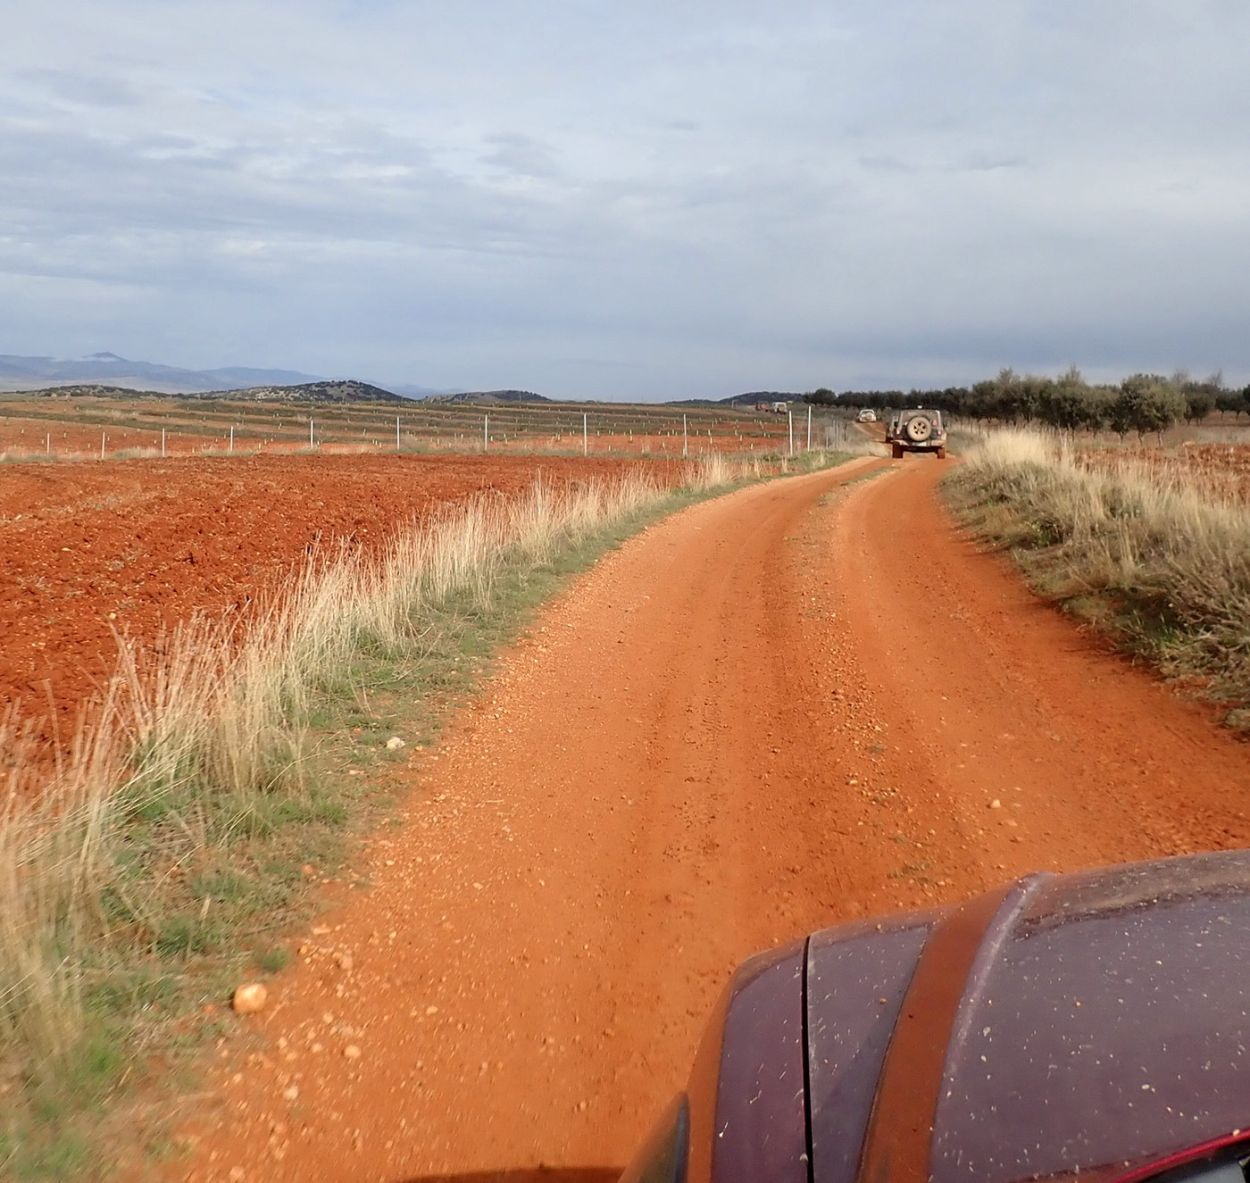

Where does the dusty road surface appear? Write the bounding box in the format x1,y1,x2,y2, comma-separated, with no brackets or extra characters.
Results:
173,456,1250,1182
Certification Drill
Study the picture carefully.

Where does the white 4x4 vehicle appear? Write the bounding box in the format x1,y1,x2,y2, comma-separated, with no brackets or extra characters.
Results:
885,408,946,459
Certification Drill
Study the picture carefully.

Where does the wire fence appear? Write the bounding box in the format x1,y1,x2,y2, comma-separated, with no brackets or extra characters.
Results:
0,401,866,464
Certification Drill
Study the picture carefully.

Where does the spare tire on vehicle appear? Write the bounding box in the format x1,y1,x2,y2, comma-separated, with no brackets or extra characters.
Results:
905,415,933,442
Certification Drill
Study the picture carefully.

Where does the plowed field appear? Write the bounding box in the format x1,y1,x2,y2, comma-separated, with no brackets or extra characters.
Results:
0,416,211,457
1,453,665,747
0,396,794,460
1081,442,1250,503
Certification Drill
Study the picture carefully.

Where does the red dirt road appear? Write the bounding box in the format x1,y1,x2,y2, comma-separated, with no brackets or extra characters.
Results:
174,457,1250,1181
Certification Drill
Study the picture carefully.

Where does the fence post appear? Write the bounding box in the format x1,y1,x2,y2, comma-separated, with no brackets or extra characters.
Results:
806,405,812,451
484,412,489,452
396,416,400,451
161,428,166,457
309,418,314,449
100,431,106,460
788,412,794,457
229,425,235,453
683,414,688,458
583,412,588,456
46,432,51,455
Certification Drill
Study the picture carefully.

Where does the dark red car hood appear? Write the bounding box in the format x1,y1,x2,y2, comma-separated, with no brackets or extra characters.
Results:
805,850,1250,1183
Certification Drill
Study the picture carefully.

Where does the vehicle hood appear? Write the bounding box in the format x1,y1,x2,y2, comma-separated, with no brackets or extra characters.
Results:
805,850,1250,1183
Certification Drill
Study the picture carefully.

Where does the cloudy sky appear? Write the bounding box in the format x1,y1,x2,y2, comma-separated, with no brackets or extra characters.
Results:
4,1,1249,399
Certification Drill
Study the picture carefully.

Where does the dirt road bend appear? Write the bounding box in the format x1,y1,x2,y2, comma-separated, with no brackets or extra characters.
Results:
177,457,1250,1182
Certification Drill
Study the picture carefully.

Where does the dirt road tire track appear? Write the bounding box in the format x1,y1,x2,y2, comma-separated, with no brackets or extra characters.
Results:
174,457,1250,1182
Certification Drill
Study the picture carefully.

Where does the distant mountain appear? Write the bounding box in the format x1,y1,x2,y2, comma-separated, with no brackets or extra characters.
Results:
200,365,327,389
0,351,324,393
22,379,406,405
422,389,553,405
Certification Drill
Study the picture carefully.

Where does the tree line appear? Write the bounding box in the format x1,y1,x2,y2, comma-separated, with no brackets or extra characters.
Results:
805,369,1250,439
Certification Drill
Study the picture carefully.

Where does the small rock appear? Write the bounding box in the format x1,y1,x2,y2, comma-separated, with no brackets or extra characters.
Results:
283,1084,299,1102
232,983,268,1015
334,952,354,971
343,1044,362,1059
989,799,1002,810
385,736,406,751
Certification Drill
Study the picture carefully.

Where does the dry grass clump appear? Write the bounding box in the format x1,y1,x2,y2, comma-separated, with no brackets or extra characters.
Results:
1,475,654,1061
949,428,1250,722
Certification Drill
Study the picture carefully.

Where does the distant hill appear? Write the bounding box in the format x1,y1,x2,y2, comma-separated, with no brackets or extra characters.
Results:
0,351,450,399
667,391,802,407
20,379,407,404
205,380,407,404
19,384,170,399
422,389,553,405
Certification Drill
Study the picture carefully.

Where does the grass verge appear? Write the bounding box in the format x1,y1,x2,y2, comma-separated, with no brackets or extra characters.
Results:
0,449,851,1177
944,427,1250,729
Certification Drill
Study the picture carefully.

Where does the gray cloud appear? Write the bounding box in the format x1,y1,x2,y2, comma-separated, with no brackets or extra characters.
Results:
2,0,1249,397
20,67,145,108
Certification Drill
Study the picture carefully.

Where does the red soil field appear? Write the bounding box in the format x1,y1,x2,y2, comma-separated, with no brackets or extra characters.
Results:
0,418,788,460
0,416,212,457
0,396,794,460
488,430,781,455
1174,444,1250,499
0,452,667,748
1084,442,1250,503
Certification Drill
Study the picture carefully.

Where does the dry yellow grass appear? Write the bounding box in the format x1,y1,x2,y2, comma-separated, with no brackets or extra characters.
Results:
949,427,1250,725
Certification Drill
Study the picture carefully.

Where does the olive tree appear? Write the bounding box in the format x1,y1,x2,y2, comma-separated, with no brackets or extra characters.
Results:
1113,375,1187,441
